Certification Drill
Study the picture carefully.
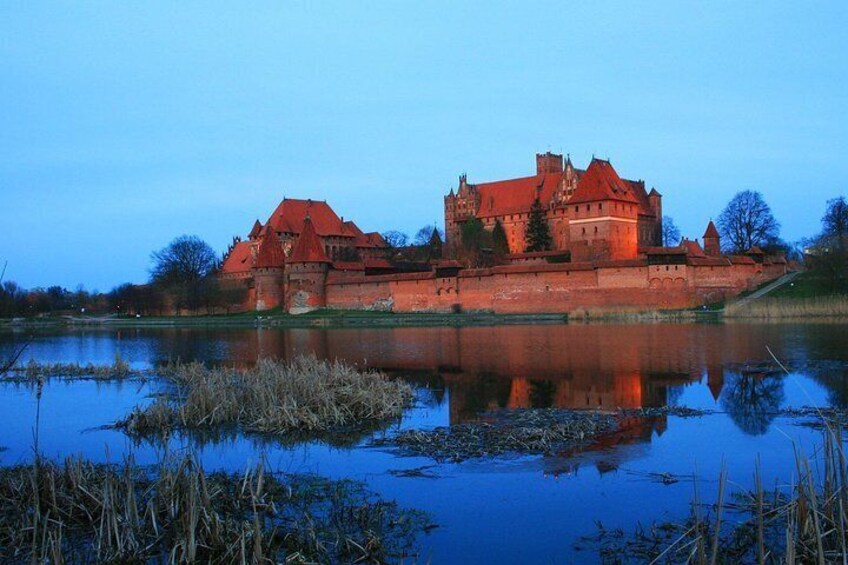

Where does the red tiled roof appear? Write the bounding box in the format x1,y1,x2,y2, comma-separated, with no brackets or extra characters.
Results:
703,221,720,239
682,239,705,257
248,220,263,239
266,198,349,237
289,215,331,263
569,159,640,205
643,246,687,255
365,232,387,247
688,257,731,267
343,220,383,248
255,230,285,268
747,246,764,255
363,258,393,269
332,261,365,271
474,174,562,218
220,241,254,274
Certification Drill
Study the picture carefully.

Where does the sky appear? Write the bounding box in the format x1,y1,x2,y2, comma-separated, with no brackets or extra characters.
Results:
2,1,846,290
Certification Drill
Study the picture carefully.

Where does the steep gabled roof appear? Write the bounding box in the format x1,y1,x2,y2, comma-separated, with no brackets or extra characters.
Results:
343,220,383,248
289,215,331,263
475,174,562,218
220,241,254,274
255,230,285,268
365,232,387,247
248,220,263,239
703,220,720,239
747,245,765,255
569,159,640,205
266,198,349,237
682,239,705,257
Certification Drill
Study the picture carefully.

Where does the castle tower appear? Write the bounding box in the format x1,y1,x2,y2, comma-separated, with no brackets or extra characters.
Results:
648,188,663,246
535,152,564,175
285,214,331,314
253,227,285,311
703,220,721,257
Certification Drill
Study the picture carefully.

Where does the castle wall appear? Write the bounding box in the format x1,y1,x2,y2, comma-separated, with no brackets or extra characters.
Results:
323,259,787,315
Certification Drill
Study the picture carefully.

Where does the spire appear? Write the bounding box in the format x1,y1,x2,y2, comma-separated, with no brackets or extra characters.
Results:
248,219,263,239
289,215,330,263
703,220,720,239
255,228,285,268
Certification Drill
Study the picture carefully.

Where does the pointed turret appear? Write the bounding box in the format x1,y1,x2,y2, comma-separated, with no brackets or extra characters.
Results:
255,228,285,268
289,215,330,263
703,220,721,257
248,220,263,240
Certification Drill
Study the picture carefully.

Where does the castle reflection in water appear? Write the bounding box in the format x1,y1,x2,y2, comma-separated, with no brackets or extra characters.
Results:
134,323,813,421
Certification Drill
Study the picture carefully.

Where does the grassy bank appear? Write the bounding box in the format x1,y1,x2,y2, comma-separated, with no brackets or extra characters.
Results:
726,271,848,319
0,453,429,563
116,356,414,437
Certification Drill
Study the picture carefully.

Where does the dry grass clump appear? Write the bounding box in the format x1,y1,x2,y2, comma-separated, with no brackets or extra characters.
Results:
117,356,414,437
4,355,138,381
378,407,711,462
725,295,848,319
0,453,429,564
378,409,619,462
582,430,848,564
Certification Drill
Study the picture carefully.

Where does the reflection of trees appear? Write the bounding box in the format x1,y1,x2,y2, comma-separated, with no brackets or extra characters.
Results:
720,373,785,435
805,364,848,410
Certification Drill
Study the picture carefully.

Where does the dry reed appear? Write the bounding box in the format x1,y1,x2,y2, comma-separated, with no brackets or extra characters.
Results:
583,428,848,563
0,452,429,563
4,354,138,381
725,295,848,319
116,356,414,437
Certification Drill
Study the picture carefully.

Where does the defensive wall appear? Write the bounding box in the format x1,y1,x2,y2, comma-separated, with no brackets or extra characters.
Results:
323,258,786,314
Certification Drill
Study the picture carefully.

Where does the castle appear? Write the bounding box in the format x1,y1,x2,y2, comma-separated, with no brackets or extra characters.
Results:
220,152,787,314
445,152,662,260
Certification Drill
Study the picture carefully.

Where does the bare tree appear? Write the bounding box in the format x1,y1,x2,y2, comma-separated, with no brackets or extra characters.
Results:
717,190,780,253
822,196,848,252
413,224,443,246
661,215,681,246
150,235,218,313
381,230,409,249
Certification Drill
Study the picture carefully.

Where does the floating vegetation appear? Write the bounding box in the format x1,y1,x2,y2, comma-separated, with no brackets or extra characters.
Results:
0,453,431,564
580,430,848,564
115,356,414,437
782,405,848,430
377,407,713,462
3,355,140,382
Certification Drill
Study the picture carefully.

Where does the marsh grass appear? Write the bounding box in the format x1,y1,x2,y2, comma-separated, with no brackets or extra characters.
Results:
725,294,848,319
583,428,848,564
4,354,140,382
116,356,414,437
0,452,429,564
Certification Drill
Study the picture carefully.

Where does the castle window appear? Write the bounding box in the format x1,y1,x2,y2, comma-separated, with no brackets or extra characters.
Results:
586,205,590,212
574,206,578,213
582,228,586,235
598,203,603,211
594,226,598,234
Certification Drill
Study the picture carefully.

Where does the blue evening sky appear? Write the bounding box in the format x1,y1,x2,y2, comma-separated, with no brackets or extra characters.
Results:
2,2,846,290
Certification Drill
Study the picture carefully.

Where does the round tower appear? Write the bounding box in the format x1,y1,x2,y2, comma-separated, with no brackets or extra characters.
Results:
284,215,332,314
253,227,285,311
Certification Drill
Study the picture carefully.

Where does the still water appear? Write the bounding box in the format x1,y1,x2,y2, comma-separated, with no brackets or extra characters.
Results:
1,323,847,563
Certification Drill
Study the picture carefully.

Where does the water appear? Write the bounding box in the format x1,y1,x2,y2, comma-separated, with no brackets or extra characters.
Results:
1,323,847,563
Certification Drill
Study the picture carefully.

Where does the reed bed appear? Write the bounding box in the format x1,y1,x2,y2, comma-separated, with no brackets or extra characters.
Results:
725,294,848,319
3,355,139,381
582,429,848,563
377,407,710,462
116,356,414,437
0,453,429,564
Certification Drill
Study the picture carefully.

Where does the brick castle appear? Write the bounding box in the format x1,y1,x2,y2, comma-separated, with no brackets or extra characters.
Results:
220,152,787,313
